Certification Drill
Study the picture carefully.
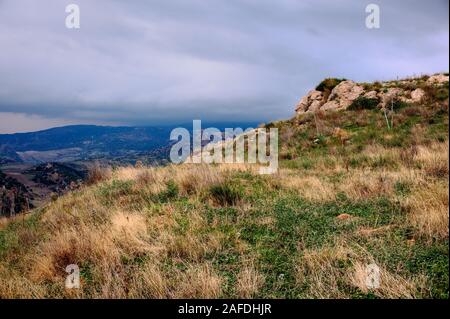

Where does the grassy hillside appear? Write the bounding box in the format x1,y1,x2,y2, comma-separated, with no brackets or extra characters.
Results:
0,77,448,299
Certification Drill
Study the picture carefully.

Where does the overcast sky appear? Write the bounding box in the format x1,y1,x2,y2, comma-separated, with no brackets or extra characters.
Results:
0,0,448,133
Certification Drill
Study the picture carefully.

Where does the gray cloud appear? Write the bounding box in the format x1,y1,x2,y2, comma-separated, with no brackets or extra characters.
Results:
0,0,448,131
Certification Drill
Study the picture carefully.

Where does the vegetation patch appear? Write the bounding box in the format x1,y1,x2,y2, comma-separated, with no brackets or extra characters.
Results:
348,97,380,110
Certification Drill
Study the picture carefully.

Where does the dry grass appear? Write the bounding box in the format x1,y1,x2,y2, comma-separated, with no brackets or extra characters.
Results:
296,242,422,299
115,164,227,196
404,181,449,240
30,223,120,284
110,211,153,254
0,216,10,230
350,261,424,299
280,141,448,209
128,262,167,298
296,243,354,298
415,142,449,178
172,264,223,298
236,261,265,298
175,165,224,195
19,202,225,298
339,171,401,200
0,163,235,298
129,262,223,299
0,138,447,299
282,174,336,201
0,265,46,298
86,162,112,185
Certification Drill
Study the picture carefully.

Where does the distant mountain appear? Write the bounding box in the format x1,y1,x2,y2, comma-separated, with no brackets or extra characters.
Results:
0,125,173,164
0,123,260,164
0,145,23,164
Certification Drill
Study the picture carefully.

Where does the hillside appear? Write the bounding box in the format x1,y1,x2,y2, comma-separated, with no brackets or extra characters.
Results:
0,74,448,299
0,162,89,217
24,163,86,192
0,170,33,217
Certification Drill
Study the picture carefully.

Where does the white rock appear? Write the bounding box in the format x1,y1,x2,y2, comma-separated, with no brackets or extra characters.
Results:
363,91,378,99
295,90,324,113
427,74,449,85
410,88,425,102
379,87,403,108
320,80,364,111
320,100,340,111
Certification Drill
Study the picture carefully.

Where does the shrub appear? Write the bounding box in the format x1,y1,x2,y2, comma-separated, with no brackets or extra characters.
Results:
280,151,294,160
315,78,346,92
97,180,135,203
435,87,449,101
394,181,411,196
425,161,449,179
136,169,156,185
422,84,449,103
209,182,242,206
391,99,409,111
295,112,314,125
363,81,383,92
348,97,379,110
159,180,179,201
87,162,112,185
370,156,398,169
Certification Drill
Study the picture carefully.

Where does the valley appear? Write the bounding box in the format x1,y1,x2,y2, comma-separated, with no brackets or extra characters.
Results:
0,162,87,216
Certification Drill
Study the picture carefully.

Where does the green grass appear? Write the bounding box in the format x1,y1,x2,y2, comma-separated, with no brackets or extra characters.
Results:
209,181,243,206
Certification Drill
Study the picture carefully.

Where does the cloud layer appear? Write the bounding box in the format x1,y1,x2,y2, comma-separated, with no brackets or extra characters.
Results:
0,0,448,132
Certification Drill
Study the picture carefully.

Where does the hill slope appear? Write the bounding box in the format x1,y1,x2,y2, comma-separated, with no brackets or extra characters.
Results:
0,75,448,299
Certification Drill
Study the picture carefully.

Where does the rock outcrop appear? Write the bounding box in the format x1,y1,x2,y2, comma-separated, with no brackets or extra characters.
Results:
410,88,425,102
427,74,449,85
295,73,449,114
295,79,365,113
321,80,364,111
295,90,324,113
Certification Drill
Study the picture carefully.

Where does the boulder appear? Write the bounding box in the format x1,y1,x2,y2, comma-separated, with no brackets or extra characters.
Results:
320,80,364,111
379,87,403,108
295,90,324,113
427,74,449,85
410,88,425,102
363,90,378,99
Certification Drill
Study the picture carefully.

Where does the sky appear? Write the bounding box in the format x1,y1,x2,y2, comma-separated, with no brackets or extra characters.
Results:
0,0,448,133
